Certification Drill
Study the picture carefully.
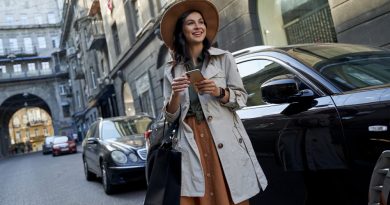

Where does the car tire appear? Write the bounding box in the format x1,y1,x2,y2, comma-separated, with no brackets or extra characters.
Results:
83,160,95,181
101,163,114,195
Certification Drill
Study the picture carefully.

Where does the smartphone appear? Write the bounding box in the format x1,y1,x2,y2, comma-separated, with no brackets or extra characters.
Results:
186,69,204,83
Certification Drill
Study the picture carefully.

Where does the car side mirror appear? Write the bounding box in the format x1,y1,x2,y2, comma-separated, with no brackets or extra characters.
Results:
261,75,315,104
87,138,98,145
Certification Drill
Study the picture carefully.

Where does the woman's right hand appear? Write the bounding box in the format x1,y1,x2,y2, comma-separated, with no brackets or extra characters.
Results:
171,75,190,95
167,75,190,114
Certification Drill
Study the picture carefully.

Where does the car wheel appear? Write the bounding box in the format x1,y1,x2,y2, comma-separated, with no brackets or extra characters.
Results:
101,163,114,194
83,160,95,181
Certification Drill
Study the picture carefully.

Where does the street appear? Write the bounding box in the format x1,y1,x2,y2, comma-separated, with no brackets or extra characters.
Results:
0,147,146,205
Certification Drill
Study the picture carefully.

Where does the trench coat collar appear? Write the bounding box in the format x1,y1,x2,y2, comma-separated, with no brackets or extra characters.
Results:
164,47,229,82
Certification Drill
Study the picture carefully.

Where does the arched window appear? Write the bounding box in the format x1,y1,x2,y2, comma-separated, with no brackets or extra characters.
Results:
123,82,135,116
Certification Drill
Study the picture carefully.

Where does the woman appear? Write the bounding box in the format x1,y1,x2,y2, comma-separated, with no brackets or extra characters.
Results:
160,1,268,204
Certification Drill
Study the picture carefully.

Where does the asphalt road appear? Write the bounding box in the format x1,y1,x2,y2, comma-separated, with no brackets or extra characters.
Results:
0,147,146,205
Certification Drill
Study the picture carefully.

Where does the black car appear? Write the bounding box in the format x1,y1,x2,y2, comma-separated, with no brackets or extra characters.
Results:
42,136,54,155
232,43,390,205
82,115,153,194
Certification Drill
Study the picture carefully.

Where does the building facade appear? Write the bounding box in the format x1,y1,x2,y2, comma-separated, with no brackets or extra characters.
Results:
0,0,71,157
58,0,390,144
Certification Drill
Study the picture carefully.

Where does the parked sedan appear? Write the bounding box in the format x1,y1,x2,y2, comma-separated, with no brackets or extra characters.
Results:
82,115,153,194
52,136,77,156
231,43,390,205
42,136,54,154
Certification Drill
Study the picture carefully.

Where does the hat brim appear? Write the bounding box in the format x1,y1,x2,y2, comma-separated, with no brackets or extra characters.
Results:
160,0,219,50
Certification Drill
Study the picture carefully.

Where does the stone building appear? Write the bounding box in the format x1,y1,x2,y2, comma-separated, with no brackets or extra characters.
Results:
0,0,70,157
58,0,390,141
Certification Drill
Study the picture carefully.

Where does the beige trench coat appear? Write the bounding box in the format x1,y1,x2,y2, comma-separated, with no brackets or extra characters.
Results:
163,47,268,204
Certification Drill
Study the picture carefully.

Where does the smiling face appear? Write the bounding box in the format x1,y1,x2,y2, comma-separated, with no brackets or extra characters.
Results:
182,11,207,47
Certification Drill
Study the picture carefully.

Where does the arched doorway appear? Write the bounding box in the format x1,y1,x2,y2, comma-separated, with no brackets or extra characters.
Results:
0,93,53,156
8,107,54,154
123,82,135,116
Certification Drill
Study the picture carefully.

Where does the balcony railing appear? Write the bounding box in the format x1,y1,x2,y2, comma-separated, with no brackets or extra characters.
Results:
0,66,68,81
0,46,38,57
87,20,106,50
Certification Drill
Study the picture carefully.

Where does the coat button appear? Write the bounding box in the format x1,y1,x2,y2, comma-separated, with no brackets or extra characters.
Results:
207,116,213,122
217,143,223,149
239,138,243,143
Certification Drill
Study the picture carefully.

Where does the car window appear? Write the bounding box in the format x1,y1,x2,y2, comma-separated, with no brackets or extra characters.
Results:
45,137,54,144
85,123,97,139
101,117,152,140
53,136,68,144
318,56,390,91
237,59,294,106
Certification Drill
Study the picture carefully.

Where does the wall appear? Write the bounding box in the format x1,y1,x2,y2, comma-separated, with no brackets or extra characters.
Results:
329,0,390,48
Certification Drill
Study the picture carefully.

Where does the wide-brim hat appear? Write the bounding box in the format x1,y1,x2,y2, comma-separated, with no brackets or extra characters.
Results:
160,0,219,50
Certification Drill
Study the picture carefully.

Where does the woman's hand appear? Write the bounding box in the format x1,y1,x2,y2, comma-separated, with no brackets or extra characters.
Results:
171,75,190,95
195,79,220,97
167,75,190,114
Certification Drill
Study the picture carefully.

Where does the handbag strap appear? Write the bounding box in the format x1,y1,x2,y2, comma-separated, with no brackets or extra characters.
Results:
160,108,181,150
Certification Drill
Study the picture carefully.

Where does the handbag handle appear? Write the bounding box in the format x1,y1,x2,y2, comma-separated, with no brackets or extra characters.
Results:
160,108,181,150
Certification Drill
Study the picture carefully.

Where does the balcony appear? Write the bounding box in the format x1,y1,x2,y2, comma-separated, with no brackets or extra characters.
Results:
87,20,106,50
0,46,38,58
0,65,68,82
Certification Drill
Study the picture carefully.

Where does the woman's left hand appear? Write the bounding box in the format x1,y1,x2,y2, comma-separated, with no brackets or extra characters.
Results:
195,79,220,97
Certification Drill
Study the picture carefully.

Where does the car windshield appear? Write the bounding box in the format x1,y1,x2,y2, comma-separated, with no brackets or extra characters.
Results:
45,137,54,144
101,117,152,141
285,44,390,92
53,136,68,144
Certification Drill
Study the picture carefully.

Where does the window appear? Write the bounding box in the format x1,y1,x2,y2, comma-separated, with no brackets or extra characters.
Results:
131,0,142,32
47,12,57,24
237,59,294,106
111,23,121,56
34,128,39,137
9,38,18,52
0,65,6,74
59,84,67,95
63,105,70,117
34,15,43,24
38,37,46,48
91,69,97,89
0,39,4,55
24,38,33,53
123,83,135,116
6,16,14,25
77,91,82,108
20,15,28,25
42,62,50,70
51,36,59,48
27,63,36,72
13,64,22,73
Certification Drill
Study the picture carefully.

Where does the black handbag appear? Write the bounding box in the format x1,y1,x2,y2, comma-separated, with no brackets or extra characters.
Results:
144,114,181,205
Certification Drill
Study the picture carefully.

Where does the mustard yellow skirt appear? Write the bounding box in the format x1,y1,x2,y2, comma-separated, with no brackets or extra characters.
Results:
181,116,249,205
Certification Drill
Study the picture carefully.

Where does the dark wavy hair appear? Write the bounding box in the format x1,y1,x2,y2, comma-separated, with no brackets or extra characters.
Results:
172,10,211,65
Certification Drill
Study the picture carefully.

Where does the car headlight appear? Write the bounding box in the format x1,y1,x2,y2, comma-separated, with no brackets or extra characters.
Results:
128,152,138,163
111,151,127,164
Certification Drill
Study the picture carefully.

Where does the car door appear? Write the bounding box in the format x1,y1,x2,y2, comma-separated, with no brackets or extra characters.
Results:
235,55,346,205
84,122,100,173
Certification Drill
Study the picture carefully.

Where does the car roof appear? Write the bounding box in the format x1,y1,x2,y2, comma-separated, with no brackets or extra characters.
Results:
98,114,154,122
232,43,390,68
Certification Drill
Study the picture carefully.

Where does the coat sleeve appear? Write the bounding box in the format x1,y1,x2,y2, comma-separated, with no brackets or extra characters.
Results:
162,64,180,123
220,53,248,111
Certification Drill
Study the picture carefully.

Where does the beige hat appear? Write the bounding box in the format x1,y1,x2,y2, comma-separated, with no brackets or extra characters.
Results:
160,0,219,50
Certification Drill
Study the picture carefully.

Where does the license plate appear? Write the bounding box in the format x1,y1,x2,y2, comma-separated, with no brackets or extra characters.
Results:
61,148,69,151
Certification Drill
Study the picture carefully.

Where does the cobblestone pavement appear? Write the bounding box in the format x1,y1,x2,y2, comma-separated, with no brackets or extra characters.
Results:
0,147,146,205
